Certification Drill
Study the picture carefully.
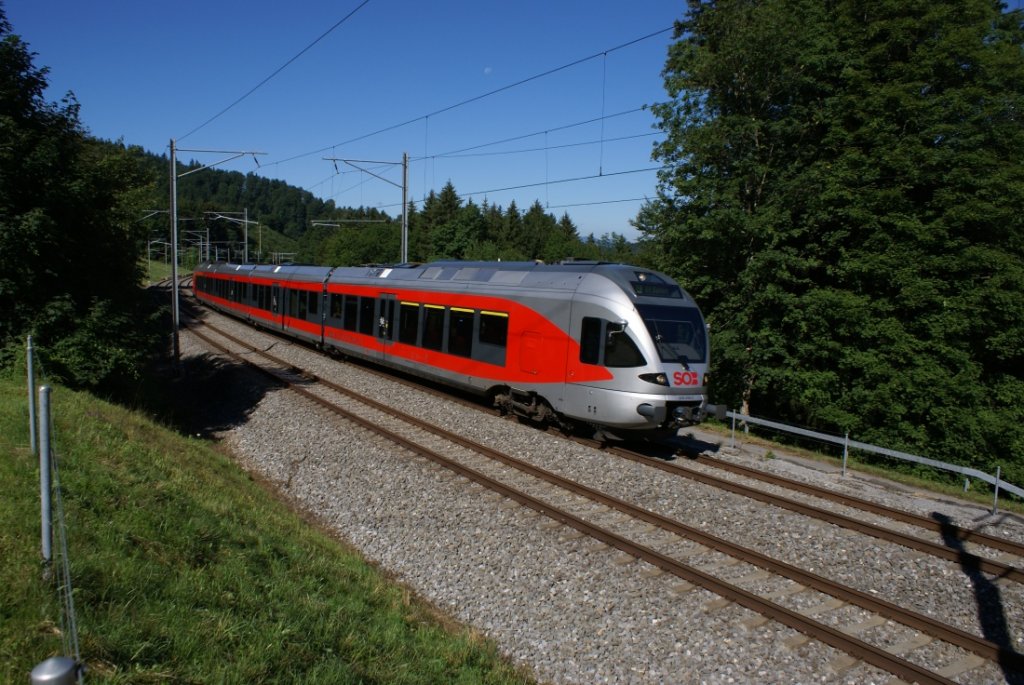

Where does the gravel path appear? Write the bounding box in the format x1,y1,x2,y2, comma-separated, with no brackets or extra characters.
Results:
181,314,1024,685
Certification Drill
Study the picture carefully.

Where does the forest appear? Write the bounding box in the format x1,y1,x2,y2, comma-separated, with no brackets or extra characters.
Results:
149,157,638,267
1,1,1022,484
637,0,1024,482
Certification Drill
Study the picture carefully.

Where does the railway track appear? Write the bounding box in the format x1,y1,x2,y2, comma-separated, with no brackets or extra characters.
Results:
672,451,1024,556
182,311,1024,684
182,292,1024,579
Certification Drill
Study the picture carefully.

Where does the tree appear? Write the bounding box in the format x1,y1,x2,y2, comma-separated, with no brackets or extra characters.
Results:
520,200,554,260
0,9,156,389
642,0,1024,479
540,212,581,263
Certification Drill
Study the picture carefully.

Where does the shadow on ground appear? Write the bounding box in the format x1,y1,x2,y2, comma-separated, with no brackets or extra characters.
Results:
149,351,281,439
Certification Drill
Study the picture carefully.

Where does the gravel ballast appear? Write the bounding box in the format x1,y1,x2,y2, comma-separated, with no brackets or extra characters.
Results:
182,316,1024,685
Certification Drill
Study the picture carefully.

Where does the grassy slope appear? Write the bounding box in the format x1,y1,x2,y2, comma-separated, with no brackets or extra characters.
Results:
0,377,533,684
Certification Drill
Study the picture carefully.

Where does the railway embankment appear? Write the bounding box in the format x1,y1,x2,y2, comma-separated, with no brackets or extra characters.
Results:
0,375,533,684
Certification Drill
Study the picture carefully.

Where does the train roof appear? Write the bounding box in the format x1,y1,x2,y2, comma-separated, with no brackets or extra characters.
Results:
197,260,697,304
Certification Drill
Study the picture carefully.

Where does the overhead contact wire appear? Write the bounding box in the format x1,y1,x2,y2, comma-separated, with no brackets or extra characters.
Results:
178,0,373,142
269,27,673,167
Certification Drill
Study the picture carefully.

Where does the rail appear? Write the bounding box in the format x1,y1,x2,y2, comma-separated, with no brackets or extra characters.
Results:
724,411,1024,511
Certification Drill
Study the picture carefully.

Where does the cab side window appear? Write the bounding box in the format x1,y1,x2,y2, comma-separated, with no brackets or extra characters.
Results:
580,317,646,367
580,317,602,365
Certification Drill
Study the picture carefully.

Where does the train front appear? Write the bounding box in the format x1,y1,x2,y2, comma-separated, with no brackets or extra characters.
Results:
599,267,711,434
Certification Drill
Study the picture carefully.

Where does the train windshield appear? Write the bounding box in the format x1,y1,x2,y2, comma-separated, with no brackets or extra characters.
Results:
637,304,707,365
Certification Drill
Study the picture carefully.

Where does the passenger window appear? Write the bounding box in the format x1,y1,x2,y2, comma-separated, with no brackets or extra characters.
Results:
422,305,445,351
399,302,419,345
343,295,358,332
330,294,343,320
308,290,319,318
479,311,508,348
448,308,474,357
358,297,375,335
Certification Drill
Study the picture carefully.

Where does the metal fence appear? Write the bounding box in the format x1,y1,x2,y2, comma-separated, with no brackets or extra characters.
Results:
27,337,83,683
725,411,1024,512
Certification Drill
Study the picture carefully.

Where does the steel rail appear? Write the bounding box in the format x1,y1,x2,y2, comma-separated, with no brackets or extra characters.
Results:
606,445,1024,584
680,452,1024,559
184,322,988,684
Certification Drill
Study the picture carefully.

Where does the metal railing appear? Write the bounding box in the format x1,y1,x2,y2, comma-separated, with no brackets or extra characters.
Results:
725,411,1023,512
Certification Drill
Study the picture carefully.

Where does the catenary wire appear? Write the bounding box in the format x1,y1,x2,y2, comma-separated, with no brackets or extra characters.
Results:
266,28,673,168
177,0,373,142
372,166,661,210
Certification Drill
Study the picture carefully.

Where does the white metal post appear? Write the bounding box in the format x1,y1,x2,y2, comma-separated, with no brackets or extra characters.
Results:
243,207,248,264
842,432,849,477
27,336,37,457
993,465,1002,514
402,152,409,263
38,385,52,580
169,139,180,364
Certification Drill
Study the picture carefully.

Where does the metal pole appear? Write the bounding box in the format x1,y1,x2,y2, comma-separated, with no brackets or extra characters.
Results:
402,152,409,263
30,656,78,685
993,465,1001,514
169,139,180,364
243,207,248,264
38,385,52,581
730,414,736,450
842,432,849,477
27,336,37,457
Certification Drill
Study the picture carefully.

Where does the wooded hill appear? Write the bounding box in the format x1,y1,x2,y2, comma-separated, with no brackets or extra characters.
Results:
142,152,637,267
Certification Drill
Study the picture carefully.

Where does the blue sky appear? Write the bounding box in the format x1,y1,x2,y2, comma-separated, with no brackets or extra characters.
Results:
6,1,689,241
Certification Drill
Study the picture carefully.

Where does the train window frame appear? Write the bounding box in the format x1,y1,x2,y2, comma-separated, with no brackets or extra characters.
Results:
475,310,508,366
637,303,708,365
579,317,647,368
329,293,343,321
478,310,508,347
604,324,646,368
358,296,375,336
307,290,319,319
422,304,445,351
580,317,602,365
398,302,420,345
342,295,358,332
448,307,474,358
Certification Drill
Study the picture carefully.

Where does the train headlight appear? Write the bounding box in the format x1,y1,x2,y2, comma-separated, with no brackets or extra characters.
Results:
639,372,669,386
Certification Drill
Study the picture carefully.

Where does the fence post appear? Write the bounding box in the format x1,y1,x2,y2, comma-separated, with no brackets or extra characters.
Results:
842,432,849,478
27,335,37,457
730,414,736,449
30,656,78,685
38,386,52,581
993,465,1001,515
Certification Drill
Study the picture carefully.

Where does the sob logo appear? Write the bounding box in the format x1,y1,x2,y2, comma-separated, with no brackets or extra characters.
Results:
673,371,700,386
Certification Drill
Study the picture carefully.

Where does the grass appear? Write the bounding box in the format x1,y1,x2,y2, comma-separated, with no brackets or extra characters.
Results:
0,376,534,684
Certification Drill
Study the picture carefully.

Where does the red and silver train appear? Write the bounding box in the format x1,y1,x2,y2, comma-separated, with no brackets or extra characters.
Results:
193,260,712,438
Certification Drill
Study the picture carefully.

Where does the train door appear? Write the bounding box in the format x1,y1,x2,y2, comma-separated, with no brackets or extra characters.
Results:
271,284,283,330
377,293,396,361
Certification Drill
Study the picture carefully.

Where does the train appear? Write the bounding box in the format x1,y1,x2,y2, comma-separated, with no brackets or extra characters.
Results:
192,259,713,439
